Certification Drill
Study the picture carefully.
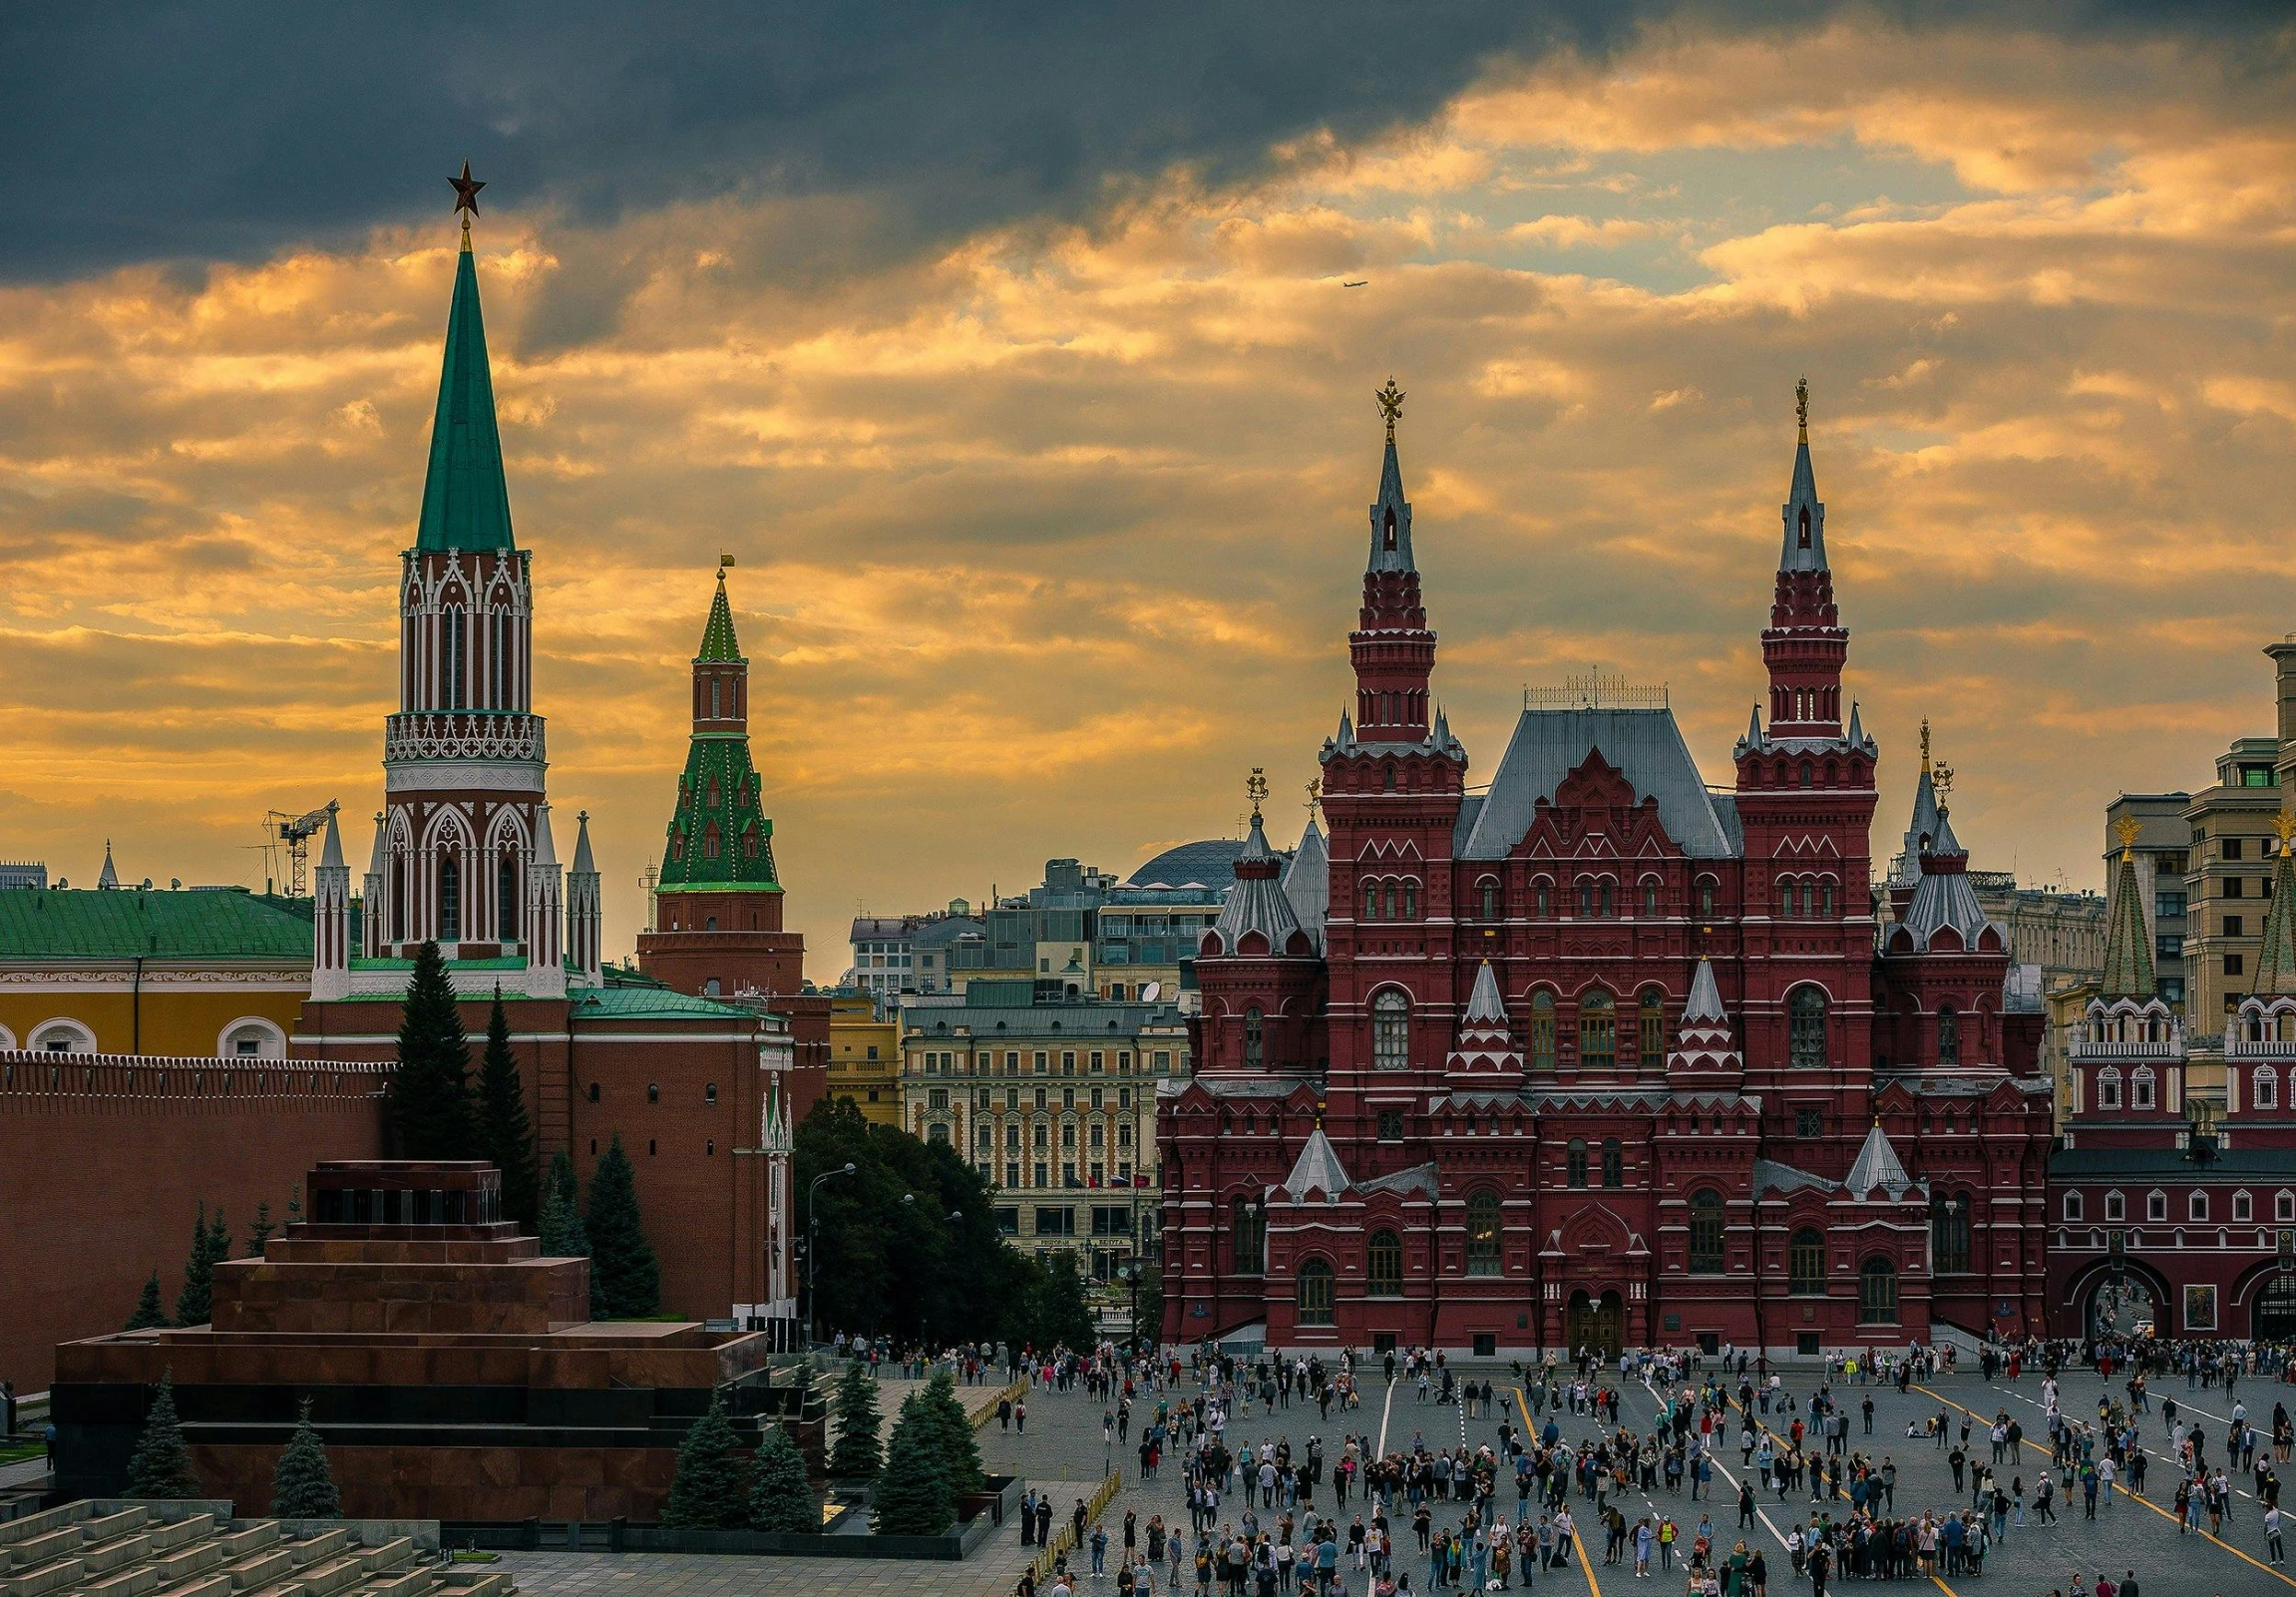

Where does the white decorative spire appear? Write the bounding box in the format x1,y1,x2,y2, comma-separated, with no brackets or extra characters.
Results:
524,803,567,999
568,809,603,989
1446,960,1523,1084
362,812,387,959
311,806,351,1001
98,841,119,891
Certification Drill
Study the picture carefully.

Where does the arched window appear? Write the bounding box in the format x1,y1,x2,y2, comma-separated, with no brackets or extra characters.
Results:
1480,879,1499,921
439,856,461,942
1601,1138,1623,1189
1566,1139,1588,1189
1859,1257,1899,1324
1372,991,1409,1070
1639,989,1665,1064
1577,880,1593,918
2130,1065,2155,1110
1367,1230,1403,1297
1403,880,1419,921
491,607,513,706
1599,880,1614,918
1642,879,1659,918
1788,987,1827,1069
1244,1006,1264,1069
1231,1196,1266,1275
441,603,466,708
1699,880,1716,919
1821,881,1835,917
1937,1005,1960,1067
2063,1191,2084,1221
1530,993,1556,1070
2097,1066,2121,1110
1580,992,1616,1069
497,853,518,940
1535,880,1551,918
1360,875,1380,921
1297,1258,1335,1327
1385,882,1400,921
2257,1067,2280,1111
1465,1190,1502,1276
1788,1228,1825,1296
1930,1191,1971,1274
1689,1189,1725,1274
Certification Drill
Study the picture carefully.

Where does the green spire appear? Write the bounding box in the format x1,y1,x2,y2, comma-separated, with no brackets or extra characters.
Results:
659,735,779,891
2099,842,2155,1000
698,568,743,661
415,241,516,552
2253,820,2296,996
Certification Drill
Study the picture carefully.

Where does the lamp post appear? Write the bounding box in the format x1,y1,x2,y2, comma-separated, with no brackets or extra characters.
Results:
805,1161,857,1348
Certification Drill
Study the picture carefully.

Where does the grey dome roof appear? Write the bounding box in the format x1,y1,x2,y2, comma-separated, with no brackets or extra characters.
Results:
1128,838,1253,891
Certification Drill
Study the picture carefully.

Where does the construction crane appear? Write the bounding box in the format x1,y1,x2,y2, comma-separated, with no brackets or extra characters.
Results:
265,801,339,898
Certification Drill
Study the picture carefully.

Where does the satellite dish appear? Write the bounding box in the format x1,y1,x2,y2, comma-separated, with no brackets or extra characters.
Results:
1141,983,1162,1002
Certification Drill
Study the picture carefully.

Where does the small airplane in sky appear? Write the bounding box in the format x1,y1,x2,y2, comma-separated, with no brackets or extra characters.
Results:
1342,279,1368,287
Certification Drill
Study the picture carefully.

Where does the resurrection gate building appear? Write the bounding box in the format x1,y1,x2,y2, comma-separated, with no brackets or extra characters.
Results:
1158,384,2055,1359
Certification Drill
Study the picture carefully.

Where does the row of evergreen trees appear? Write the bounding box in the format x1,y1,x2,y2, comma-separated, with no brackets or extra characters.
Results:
125,1197,289,1331
388,944,541,1225
125,1374,340,1517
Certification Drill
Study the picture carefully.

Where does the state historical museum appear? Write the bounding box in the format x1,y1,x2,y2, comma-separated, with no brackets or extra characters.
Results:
1158,383,2056,1359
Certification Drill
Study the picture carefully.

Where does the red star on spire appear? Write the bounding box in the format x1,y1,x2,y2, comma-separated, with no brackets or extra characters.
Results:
450,161,485,217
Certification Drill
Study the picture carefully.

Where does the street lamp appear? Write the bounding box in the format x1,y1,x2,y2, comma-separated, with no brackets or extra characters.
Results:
806,1161,857,1348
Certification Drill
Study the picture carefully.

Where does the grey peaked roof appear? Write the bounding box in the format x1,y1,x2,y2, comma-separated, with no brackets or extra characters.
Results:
1845,1121,1918,1200
1684,957,1725,1023
1458,708,1739,860
1892,767,1943,887
1754,1157,1838,1196
1463,960,1506,1024
1281,818,1329,953
1780,429,1827,573
1284,1127,1351,1199
1360,1162,1438,1197
1367,437,1414,574
1208,812,1310,955
1897,807,2003,954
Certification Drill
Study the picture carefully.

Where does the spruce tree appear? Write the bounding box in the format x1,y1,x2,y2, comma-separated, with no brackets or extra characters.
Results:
476,992,540,1227
827,1361,884,1480
125,1270,170,1331
584,1136,660,1319
920,1369,984,1495
269,1398,341,1517
748,1421,815,1533
539,1152,589,1259
174,1202,215,1328
870,1392,953,1536
659,1395,749,1528
126,1374,200,1499
388,940,476,1158
246,1201,276,1258
206,1206,230,1270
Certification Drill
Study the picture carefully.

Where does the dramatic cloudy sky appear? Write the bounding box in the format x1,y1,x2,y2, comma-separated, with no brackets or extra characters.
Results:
4,4,2294,973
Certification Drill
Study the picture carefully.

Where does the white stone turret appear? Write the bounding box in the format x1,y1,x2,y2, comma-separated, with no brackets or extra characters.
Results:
568,810,603,989
524,803,567,999
311,805,351,1001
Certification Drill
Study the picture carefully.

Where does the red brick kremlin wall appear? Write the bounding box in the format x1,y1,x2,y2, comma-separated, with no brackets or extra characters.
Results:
0,1051,387,1393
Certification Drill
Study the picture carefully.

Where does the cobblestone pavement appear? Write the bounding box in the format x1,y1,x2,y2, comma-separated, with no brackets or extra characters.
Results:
492,1362,2296,1597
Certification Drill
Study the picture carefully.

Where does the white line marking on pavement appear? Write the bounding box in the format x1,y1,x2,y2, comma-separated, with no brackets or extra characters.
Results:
1377,1377,1397,1459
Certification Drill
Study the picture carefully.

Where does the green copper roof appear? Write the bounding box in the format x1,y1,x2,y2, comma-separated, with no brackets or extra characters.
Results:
0,889,315,963
697,573,744,662
2253,833,2296,997
574,985,751,1020
2098,848,2154,999
415,243,516,552
657,731,779,892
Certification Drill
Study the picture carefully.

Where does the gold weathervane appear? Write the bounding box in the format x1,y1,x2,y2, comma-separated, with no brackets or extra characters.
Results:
2276,812,2296,847
1919,717,1932,777
1305,778,1323,824
719,553,736,572
1247,767,1269,819
1796,375,1810,443
1375,377,1405,444
2115,816,2144,858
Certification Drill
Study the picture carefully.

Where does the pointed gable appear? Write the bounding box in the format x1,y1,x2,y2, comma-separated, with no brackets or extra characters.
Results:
1845,1121,1917,1201
1281,818,1330,954
1282,1127,1351,1203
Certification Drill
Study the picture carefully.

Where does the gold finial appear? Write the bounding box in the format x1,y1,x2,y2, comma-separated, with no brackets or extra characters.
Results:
1933,757,1954,812
1247,767,1269,818
1796,375,1809,444
1375,377,1405,444
2115,816,2144,858
1305,778,1323,824
1919,717,1931,777
2275,812,2296,847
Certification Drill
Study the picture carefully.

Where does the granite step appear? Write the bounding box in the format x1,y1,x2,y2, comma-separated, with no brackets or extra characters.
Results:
79,1536,154,1578
147,1538,224,1589
291,1557,367,1597
76,1561,161,1597
350,1545,410,1579
1,1557,86,1597
0,1511,89,1552
74,1516,148,1550
167,1576,236,1597
281,1533,348,1572
219,1548,292,1593
356,1571,436,1597
144,1519,214,1558
210,1530,277,1565
9,1530,85,1572
443,1575,510,1597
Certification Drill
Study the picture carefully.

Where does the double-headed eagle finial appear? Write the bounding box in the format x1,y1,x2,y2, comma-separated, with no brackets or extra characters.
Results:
1247,767,1269,819
1375,377,1405,444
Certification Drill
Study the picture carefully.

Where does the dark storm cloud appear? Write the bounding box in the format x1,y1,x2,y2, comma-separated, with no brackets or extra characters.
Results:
10,0,2283,288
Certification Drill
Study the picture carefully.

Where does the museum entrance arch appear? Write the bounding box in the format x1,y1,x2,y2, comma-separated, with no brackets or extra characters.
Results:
2252,1275,2296,1341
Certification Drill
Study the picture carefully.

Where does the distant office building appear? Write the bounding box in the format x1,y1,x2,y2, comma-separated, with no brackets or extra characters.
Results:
825,987,903,1125
0,862,46,892
847,902,983,998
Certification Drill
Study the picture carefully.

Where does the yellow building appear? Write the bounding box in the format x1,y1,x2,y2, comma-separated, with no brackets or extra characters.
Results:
0,883,316,1057
824,988,902,1125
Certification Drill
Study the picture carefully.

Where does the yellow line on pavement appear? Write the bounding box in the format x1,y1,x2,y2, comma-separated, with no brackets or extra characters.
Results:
1514,1385,1602,1597
1912,1383,2296,1593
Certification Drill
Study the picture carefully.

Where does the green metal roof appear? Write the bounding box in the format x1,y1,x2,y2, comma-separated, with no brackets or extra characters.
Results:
415,242,516,553
0,889,314,962
697,572,744,662
573,985,751,1020
2254,833,2296,997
